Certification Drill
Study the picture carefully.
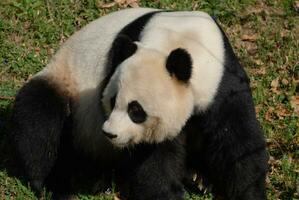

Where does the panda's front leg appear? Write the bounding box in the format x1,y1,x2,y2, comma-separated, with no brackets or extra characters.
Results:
186,132,268,200
11,77,70,192
116,138,186,200
185,113,268,200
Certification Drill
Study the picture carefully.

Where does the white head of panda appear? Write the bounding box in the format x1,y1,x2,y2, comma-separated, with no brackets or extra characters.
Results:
102,35,194,148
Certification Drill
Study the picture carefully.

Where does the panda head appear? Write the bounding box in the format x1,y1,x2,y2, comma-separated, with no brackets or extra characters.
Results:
102,35,194,147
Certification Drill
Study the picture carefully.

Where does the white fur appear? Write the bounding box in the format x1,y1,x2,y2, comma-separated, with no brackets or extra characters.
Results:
69,8,159,157
140,11,225,112
103,46,194,146
103,12,225,146
34,8,225,153
35,8,157,157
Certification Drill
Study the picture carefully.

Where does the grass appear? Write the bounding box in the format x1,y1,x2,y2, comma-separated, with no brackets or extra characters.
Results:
0,0,298,199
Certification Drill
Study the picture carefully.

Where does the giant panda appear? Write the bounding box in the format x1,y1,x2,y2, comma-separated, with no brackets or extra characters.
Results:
11,8,268,200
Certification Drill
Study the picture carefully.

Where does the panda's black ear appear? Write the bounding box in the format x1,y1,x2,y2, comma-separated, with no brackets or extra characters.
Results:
166,48,192,83
110,35,137,68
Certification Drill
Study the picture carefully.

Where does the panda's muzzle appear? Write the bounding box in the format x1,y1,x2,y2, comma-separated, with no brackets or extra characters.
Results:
103,131,117,139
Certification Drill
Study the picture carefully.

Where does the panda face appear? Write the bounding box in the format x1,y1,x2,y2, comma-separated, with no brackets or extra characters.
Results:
102,44,194,147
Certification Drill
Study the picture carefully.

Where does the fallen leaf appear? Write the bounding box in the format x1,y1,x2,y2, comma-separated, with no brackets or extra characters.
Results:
280,29,290,38
251,67,266,76
35,47,41,53
257,67,266,75
243,42,258,55
294,1,299,12
275,104,291,119
241,34,258,42
255,104,262,113
290,96,299,115
242,7,263,17
268,155,282,171
255,60,264,66
281,78,289,85
99,2,116,8
115,0,125,3
250,80,257,89
268,156,276,165
277,123,286,129
47,48,55,55
192,2,199,10
115,0,139,7
0,96,15,100
128,0,139,7
270,78,280,94
265,107,274,122
24,21,31,29
293,77,299,85
59,34,67,45
10,33,22,44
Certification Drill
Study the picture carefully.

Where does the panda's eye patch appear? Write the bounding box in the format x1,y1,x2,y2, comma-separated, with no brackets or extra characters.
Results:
128,101,147,124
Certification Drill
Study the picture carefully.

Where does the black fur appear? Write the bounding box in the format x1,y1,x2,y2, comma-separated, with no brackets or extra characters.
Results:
44,114,112,195
116,137,186,200
118,11,160,41
110,95,117,110
166,48,192,83
11,11,160,197
12,78,112,196
127,100,147,124
11,78,69,192
100,11,159,97
112,35,137,67
11,10,268,200
184,22,268,200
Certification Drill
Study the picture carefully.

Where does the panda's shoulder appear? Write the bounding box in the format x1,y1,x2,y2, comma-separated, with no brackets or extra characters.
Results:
142,10,216,31
35,9,160,90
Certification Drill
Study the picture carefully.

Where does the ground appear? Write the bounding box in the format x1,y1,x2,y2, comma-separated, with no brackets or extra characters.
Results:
0,0,298,199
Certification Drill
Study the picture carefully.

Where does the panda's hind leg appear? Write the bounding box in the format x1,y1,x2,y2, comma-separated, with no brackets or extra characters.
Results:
11,77,71,192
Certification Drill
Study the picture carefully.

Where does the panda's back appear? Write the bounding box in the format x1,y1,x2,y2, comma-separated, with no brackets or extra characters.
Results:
140,11,225,111
32,8,224,157
38,8,156,92
39,9,223,94
33,8,157,158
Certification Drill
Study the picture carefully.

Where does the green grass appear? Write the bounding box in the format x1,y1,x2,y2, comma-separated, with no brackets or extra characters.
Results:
0,0,298,199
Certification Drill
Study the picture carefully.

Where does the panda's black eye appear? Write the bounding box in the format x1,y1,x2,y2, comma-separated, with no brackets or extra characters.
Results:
128,101,147,124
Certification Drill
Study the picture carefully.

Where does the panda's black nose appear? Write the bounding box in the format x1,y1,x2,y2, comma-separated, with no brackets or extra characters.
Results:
103,131,117,139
